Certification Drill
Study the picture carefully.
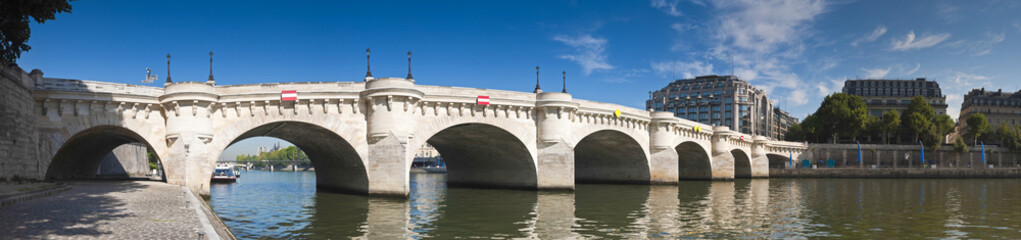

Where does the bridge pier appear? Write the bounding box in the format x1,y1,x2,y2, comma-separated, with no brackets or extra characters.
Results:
366,134,413,196
535,92,578,190
536,141,575,190
750,136,770,178
649,112,680,183
710,126,736,180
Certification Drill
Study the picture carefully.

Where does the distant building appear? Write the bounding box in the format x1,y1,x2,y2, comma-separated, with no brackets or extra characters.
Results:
772,107,798,140
841,78,947,117
646,75,794,138
958,88,1021,138
412,143,442,167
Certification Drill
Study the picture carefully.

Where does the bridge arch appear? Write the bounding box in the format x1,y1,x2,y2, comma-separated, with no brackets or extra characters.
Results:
45,125,164,180
732,149,752,178
574,129,650,184
676,141,712,179
422,122,537,188
212,120,369,193
766,153,790,169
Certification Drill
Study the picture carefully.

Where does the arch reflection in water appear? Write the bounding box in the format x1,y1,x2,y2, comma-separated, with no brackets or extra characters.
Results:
210,171,1021,238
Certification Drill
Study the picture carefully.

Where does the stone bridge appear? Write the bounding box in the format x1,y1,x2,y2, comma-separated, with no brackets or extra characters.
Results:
26,72,808,196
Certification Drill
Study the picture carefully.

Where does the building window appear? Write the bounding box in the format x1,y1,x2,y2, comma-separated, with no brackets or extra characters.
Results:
699,106,709,112
712,106,721,111
714,90,723,95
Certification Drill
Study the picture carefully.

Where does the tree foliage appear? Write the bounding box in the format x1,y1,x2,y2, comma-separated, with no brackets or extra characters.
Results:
965,113,992,145
901,96,935,142
235,146,310,167
814,93,868,143
881,110,901,144
953,137,968,153
0,0,74,65
997,124,1021,151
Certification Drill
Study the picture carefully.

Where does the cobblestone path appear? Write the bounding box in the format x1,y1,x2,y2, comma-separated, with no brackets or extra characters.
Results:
0,181,210,239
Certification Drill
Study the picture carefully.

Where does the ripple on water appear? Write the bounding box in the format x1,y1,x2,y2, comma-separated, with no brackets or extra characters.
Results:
210,172,1021,239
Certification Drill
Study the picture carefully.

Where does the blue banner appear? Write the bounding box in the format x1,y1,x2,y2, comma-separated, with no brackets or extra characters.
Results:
919,141,924,164
857,141,862,164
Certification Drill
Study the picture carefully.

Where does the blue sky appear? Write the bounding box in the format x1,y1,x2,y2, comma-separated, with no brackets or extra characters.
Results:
18,0,1021,159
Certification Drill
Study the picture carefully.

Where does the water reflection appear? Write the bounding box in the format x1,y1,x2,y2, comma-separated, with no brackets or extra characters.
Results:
210,171,1021,239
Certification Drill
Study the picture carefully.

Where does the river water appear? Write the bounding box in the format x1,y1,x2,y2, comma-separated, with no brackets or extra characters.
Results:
209,171,1021,239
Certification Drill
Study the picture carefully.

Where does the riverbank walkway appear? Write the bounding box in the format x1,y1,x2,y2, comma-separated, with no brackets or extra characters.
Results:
0,180,227,239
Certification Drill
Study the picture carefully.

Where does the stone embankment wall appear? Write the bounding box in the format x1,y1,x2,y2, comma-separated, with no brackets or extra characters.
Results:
772,168,1021,178
792,143,1021,168
97,143,151,178
0,65,41,180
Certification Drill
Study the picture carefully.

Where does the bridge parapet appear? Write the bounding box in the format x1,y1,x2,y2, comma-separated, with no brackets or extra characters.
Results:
763,140,809,153
36,78,164,97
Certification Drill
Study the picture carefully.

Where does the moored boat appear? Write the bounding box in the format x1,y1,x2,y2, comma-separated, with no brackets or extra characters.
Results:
212,165,237,183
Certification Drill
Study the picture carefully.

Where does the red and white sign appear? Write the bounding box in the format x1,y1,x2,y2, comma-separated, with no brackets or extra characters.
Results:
281,90,298,101
476,95,490,105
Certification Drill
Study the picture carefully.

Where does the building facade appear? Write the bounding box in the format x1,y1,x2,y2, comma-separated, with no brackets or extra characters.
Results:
772,107,798,140
841,78,947,117
959,88,1021,136
646,75,793,138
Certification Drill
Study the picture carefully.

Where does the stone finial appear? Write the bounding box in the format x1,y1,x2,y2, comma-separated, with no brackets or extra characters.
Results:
165,54,172,84
533,66,542,93
562,71,567,93
406,51,413,80
207,51,215,84
365,48,373,81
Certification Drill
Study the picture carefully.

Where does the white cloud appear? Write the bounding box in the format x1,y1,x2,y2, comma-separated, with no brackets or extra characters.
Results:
788,89,808,105
650,60,714,79
891,31,951,51
904,63,920,75
948,72,991,89
946,94,962,120
602,77,632,84
651,0,684,16
961,32,1006,56
851,25,887,46
713,0,826,54
553,34,614,75
860,67,891,79
814,77,844,96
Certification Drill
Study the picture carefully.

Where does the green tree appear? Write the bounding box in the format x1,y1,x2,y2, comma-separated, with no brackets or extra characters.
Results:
881,110,901,144
814,93,868,143
0,0,74,65
953,137,968,167
997,124,1021,151
965,113,991,145
147,148,159,170
864,115,882,143
906,112,931,142
932,114,955,138
901,96,935,142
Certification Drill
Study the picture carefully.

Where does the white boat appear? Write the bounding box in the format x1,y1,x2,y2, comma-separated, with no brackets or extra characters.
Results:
211,164,237,183
423,165,446,173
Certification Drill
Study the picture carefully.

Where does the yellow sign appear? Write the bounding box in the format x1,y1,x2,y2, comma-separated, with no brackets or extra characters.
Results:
693,126,701,132
614,109,621,117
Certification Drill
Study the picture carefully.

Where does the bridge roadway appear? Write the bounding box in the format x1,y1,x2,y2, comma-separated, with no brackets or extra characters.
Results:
28,74,808,196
